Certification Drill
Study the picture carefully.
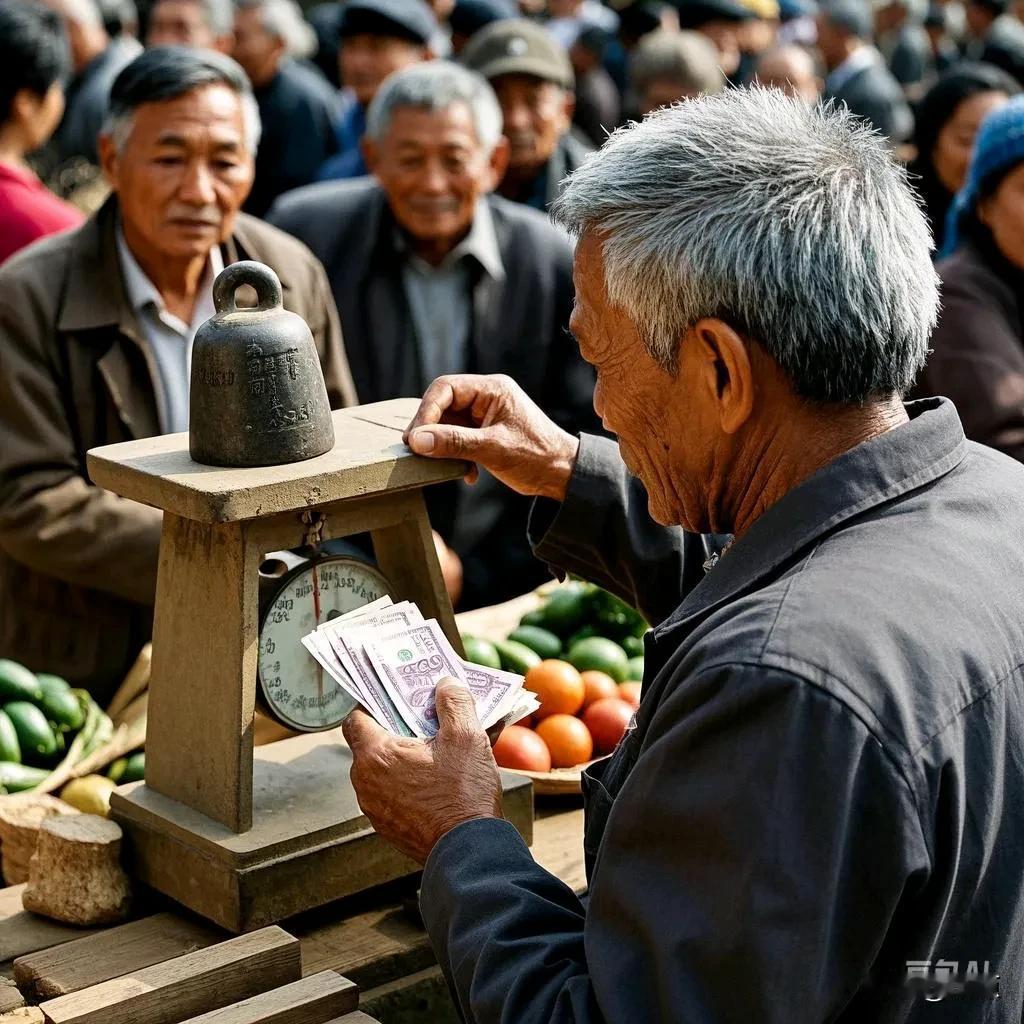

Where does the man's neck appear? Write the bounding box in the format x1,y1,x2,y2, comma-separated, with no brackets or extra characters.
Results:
0,131,30,172
124,226,212,323
406,221,474,268
830,38,866,72
497,160,546,202
715,396,910,539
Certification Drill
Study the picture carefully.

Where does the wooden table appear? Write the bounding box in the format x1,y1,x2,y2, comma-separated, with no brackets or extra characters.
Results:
0,801,585,1023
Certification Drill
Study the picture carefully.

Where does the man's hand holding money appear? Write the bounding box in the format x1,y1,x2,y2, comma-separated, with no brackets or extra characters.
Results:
342,681,502,864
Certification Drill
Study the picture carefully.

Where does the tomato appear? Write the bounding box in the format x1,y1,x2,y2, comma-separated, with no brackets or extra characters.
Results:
583,698,634,754
492,725,552,772
534,714,593,768
618,681,642,710
525,659,585,720
580,670,619,709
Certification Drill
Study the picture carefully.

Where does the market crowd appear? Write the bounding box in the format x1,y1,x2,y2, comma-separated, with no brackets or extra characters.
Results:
0,0,1023,686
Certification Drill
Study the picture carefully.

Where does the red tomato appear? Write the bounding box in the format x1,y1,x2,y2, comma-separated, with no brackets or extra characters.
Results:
580,670,620,709
583,698,635,754
535,714,594,768
618,681,642,710
492,725,552,772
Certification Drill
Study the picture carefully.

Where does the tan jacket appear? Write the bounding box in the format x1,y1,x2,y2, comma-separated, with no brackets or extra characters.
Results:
0,197,357,703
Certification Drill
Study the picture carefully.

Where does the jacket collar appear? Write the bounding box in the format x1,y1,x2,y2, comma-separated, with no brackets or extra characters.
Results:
655,397,969,638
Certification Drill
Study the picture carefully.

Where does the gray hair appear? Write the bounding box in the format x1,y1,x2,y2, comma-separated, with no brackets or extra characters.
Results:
235,0,316,58
45,0,104,29
102,45,261,153
551,88,939,403
630,29,725,97
365,61,503,154
194,0,234,35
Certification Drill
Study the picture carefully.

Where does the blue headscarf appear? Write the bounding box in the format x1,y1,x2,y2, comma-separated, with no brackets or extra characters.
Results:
941,95,1024,257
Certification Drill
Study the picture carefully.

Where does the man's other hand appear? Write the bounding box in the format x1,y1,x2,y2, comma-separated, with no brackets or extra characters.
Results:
342,680,503,865
404,374,581,502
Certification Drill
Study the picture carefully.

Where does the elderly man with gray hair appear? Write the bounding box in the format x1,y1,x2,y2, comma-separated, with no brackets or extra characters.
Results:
343,88,1024,1021
145,0,233,50
270,61,598,609
0,46,355,702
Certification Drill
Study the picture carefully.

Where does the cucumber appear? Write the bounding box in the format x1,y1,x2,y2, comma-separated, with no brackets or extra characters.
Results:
622,635,645,658
492,638,542,675
565,624,600,650
534,584,591,637
4,701,58,764
0,762,49,793
121,752,145,783
36,673,70,692
0,660,43,704
507,625,562,661
626,656,645,682
38,678,86,731
0,711,21,763
461,636,502,670
518,609,548,629
566,636,630,683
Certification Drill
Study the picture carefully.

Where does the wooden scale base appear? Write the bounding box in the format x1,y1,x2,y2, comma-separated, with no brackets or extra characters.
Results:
88,399,535,933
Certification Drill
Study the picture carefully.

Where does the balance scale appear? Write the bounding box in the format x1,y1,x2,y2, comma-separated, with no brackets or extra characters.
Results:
87,398,533,933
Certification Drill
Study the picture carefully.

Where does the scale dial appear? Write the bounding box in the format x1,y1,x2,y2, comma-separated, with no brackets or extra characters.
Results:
257,555,390,732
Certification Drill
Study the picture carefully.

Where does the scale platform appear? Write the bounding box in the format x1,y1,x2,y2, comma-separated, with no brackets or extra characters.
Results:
88,398,536,933
114,729,533,933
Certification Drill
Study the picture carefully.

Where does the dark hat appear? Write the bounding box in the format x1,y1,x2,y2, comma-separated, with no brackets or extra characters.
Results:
340,0,437,45
450,0,516,37
460,18,575,88
617,1,670,36
674,0,757,26
817,0,873,36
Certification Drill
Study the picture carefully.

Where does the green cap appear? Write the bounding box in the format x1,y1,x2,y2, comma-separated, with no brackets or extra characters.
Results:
460,18,574,90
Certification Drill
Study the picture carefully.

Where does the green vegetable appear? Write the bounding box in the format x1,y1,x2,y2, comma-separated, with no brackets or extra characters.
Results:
121,752,145,783
36,673,70,693
108,757,128,783
507,625,562,661
586,589,649,641
4,702,58,764
38,679,85,732
564,624,600,650
625,656,645,682
566,636,630,682
518,609,548,629
0,762,50,793
0,711,21,764
493,638,542,675
534,583,591,637
622,635,645,658
0,660,43,704
461,636,502,670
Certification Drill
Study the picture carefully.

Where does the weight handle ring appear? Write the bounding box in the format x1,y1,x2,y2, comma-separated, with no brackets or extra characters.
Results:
213,260,283,315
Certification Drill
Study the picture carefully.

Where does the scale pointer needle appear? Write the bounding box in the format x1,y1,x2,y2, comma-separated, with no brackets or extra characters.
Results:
312,564,323,702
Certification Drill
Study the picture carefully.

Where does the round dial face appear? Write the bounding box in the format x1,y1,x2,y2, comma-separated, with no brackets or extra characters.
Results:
258,556,390,731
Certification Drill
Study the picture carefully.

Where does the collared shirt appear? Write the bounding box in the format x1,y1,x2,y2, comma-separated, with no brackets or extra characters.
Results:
395,202,504,391
825,42,880,95
421,398,1024,1022
116,228,223,433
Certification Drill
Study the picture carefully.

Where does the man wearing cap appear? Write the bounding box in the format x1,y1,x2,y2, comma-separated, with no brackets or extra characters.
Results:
817,0,913,140
461,19,593,210
317,0,434,182
964,0,1024,84
449,0,514,56
675,0,756,79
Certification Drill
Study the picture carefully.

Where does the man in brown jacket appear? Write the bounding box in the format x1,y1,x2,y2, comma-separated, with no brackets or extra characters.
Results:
0,46,356,703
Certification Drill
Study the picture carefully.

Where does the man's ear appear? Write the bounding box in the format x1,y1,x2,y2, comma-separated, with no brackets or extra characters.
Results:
486,136,511,191
98,133,120,190
690,316,755,434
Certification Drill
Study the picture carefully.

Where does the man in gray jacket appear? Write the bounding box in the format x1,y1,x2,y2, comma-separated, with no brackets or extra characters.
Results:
344,89,1024,1021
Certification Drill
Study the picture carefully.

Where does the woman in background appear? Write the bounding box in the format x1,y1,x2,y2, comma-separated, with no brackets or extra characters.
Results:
0,1,83,266
909,61,1018,251
917,97,1024,460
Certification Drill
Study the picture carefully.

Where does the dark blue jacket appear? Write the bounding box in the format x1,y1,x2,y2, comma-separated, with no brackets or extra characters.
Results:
421,399,1024,1022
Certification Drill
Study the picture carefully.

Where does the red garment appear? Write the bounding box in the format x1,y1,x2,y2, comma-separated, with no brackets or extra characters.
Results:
0,162,83,265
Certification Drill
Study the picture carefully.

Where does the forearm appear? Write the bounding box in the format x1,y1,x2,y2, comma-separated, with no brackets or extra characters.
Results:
0,476,162,605
421,818,603,1024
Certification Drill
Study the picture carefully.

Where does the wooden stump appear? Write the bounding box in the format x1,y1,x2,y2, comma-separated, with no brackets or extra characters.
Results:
0,796,78,886
22,816,130,926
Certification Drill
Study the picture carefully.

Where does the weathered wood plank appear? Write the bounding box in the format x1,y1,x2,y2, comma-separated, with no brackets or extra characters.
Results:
0,886,101,965
14,913,225,1000
180,971,357,1023
39,926,300,1024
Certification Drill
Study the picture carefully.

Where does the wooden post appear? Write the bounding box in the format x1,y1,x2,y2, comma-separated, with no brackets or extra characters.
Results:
145,514,260,832
371,491,463,657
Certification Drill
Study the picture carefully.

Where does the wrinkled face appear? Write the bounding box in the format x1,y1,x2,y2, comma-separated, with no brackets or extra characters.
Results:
232,6,283,87
639,79,701,116
933,90,1009,194
146,0,226,48
102,84,254,261
491,74,571,173
569,234,707,528
979,162,1024,271
340,33,426,106
366,103,499,251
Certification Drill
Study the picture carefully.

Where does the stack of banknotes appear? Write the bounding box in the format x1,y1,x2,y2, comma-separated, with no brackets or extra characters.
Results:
302,597,539,738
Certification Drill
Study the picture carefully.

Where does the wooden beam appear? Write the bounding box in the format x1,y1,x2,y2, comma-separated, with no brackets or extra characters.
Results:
39,926,300,1024
179,971,357,1023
